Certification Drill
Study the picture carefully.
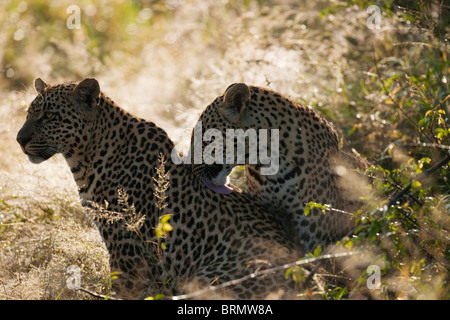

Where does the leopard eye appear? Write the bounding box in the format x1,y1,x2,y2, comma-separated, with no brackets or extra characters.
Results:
44,111,55,119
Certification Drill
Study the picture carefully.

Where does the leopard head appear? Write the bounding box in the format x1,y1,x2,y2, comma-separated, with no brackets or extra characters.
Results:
17,78,100,163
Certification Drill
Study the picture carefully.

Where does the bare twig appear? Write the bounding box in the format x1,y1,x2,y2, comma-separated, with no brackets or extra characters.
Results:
371,46,439,147
77,286,121,300
384,153,450,211
168,251,361,300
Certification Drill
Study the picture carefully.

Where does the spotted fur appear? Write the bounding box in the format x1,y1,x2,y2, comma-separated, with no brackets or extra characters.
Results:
191,83,371,253
16,78,303,299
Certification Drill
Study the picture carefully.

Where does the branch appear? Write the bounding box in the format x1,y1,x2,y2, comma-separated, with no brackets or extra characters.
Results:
76,287,121,300
371,43,448,155
384,153,450,211
168,251,361,300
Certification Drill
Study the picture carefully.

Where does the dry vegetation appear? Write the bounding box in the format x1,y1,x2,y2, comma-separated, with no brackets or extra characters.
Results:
0,0,448,299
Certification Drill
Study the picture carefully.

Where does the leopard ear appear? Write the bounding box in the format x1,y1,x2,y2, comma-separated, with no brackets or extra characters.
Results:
34,78,48,94
72,78,100,108
218,83,250,123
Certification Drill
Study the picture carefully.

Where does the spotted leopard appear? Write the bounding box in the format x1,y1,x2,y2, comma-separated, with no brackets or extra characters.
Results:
16,78,305,299
190,83,371,253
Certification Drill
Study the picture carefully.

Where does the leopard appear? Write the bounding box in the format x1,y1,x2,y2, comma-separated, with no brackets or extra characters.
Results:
190,83,372,253
16,78,306,299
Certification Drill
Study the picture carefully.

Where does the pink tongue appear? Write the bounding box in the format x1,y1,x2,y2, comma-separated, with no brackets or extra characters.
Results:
204,179,233,195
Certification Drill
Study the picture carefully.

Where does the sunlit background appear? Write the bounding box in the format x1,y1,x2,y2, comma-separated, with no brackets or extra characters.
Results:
0,0,448,299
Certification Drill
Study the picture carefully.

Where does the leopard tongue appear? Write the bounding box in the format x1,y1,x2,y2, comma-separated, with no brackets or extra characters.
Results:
203,179,233,195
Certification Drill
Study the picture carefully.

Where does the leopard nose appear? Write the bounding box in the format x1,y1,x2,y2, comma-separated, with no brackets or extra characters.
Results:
17,132,31,148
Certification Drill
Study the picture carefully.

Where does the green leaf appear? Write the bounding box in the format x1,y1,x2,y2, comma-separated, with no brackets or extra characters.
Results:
313,245,322,257
163,223,173,232
285,267,294,279
160,214,172,224
411,180,422,190
145,293,165,300
304,206,310,216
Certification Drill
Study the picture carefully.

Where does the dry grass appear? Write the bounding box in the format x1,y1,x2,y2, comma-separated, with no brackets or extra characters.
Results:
0,92,109,299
